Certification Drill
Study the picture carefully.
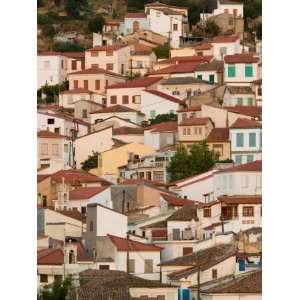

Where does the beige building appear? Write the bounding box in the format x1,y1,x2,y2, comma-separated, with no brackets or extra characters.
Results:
209,12,244,35
85,44,132,75
64,52,85,75
207,127,231,160
68,67,126,94
74,100,104,122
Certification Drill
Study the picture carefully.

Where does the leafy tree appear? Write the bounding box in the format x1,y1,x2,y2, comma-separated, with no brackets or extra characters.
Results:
204,20,220,38
125,71,141,80
42,24,56,38
153,43,170,59
37,0,43,8
81,151,99,171
38,276,72,300
65,0,88,18
254,21,262,40
167,141,218,181
38,81,68,104
244,0,262,20
88,15,105,33
53,42,85,52
150,113,177,125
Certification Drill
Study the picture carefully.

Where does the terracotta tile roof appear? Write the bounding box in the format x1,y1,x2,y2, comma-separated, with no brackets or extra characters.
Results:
38,111,90,126
148,62,209,75
177,106,202,113
113,126,144,135
37,51,62,56
140,220,167,229
155,7,185,15
144,90,184,104
157,55,213,65
170,171,215,186
145,121,178,133
179,117,212,126
218,160,262,173
152,228,168,238
60,88,95,95
107,76,163,89
224,106,262,118
194,43,213,50
211,34,240,43
120,178,169,187
87,44,129,52
199,270,262,294
167,204,199,221
37,248,64,265
37,130,65,139
207,128,229,142
219,195,262,205
230,118,261,129
108,234,162,251
69,186,108,200
132,43,153,55
63,52,85,58
54,209,87,222
73,241,93,261
68,67,124,77
227,86,254,95
203,221,227,230
224,53,259,64
195,60,223,72
161,193,195,207
90,104,141,114
160,77,202,85
160,244,236,268
125,12,147,18
37,174,51,183
51,169,110,185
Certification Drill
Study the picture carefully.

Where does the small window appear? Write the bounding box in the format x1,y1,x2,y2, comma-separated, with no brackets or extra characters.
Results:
228,64,236,77
187,128,191,135
237,98,243,106
245,64,253,77
82,109,88,118
41,143,48,155
183,247,193,256
247,154,254,163
183,128,187,135
52,144,59,156
247,97,253,106
106,50,113,56
235,155,242,165
61,60,64,69
95,80,100,90
212,269,218,279
81,206,86,215
209,74,215,83
170,109,175,114
249,132,256,147
110,95,117,104
40,274,48,283
150,110,156,119
203,208,211,218
90,221,94,231
74,80,79,89
144,259,153,273
129,259,135,273
106,63,114,71
47,118,55,125
91,51,98,57
236,133,244,147
173,23,178,31
71,60,77,70
122,95,129,104
197,74,203,80
133,95,141,104
64,144,68,153
84,80,89,89
243,206,254,217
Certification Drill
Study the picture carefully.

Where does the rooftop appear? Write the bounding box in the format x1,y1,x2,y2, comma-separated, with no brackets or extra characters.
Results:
144,89,183,104
37,130,65,139
161,193,195,207
157,55,213,65
211,34,240,43
207,128,229,142
219,195,262,205
113,126,144,135
68,67,124,77
218,160,262,173
87,44,129,52
107,76,163,89
68,186,108,200
224,106,262,118
224,53,259,64
167,204,199,222
226,86,254,95
145,121,178,133
194,60,223,72
125,12,147,18
230,118,262,129
90,104,142,114
179,117,212,126
160,77,203,85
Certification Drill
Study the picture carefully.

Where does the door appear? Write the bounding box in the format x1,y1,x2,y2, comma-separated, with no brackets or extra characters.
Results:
84,80,88,89
182,289,190,300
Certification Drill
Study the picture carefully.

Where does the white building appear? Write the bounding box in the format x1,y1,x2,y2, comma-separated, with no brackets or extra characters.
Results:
230,118,262,164
37,52,67,89
223,85,256,106
210,35,242,60
213,0,244,18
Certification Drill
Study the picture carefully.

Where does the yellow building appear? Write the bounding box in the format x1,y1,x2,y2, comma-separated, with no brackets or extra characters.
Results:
206,128,231,160
97,143,155,178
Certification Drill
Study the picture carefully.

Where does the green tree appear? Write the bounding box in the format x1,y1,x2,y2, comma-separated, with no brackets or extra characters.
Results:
204,20,220,38
88,15,105,33
254,21,262,40
38,81,68,104
65,0,87,18
37,0,43,8
153,43,170,59
38,276,72,300
150,113,177,125
42,24,56,38
53,42,85,52
244,0,262,20
167,141,218,182
81,151,99,171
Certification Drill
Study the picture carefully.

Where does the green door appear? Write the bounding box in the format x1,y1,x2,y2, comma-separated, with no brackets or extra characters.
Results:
209,74,215,83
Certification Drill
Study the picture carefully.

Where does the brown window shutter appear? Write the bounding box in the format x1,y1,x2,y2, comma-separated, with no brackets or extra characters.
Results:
74,80,78,89
95,80,100,90
71,60,77,70
84,80,88,89
111,96,117,104
122,95,129,104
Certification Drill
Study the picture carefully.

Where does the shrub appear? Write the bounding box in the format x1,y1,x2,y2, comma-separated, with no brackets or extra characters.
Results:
42,24,56,38
153,43,170,59
53,42,85,52
88,15,105,33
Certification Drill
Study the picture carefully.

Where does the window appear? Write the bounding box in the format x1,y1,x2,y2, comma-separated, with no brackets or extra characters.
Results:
183,128,187,135
247,154,254,162
69,250,75,264
122,95,129,104
71,60,77,70
106,50,113,56
242,175,249,188
61,60,64,69
245,64,253,77
47,118,55,125
212,269,218,279
121,64,125,74
236,133,244,147
173,23,178,31
247,133,256,148
99,265,110,270
224,9,229,13
74,80,79,89
42,196,47,207
197,74,203,80
183,247,193,256
40,274,48,283
243,206,254,217
237,98,243,106
84,80,88,89
43,61,50,69
133,95,141,104
91,63,99,68
187,128,191,135
209,74,215,83
129,259,135,273
228,64,236,77
105,80,109,88
82,109,88,118
137,61,143,68
89,221,93,231
150,110,156,118
95,80,100,90
247,97,253,106
172,90,180,95
144,259,153,273
233,8,238,16
203,208,211,218
54,127,60,134
54,275,62,282
91,51,98,57
235,155,242,165
258,86,262,96
106,63,114,70
81,207,86,215
182,113,187,120
41,143,48,155
52,144,59,156
64,144,68,153
110,95,117,104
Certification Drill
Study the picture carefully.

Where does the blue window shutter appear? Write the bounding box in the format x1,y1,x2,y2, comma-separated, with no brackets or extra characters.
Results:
236,133,244,147
249,132,256,147
237,98,243,105
247,154,254,162
235,155,242,165
238,259,246,271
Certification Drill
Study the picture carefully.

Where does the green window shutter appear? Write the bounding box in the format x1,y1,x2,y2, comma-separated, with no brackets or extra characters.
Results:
235,155,242,164
245,64,253,77
237,98,243,106
249,132,256,147
150,110,156,118
247,154,254,162
197,74,203,80
236,133,244,147
247,97,253,106
228,64,236,77
209,74,215,82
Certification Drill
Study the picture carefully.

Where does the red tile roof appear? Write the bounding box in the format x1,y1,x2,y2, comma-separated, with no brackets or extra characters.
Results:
157,55,214,65
148,62,206,75
107,76,163,89
218,160,262,173
60,88,95,95
219,195,262,205
120,178,169,187
51,169,111,185
87,44,129,52
63,52,85,58
37,174,51,183
152,228,168,238
38,111,90,126
211,35,240,43
224,106,262,118
37,130,65,139
207,128,229,142
224,54,259,64
68,67,124,77
90,104,141,114
230,118,261,129
38,51,62,56
108,234,162,251
113,127,144,135
69,186,108,200
161,194,195,207
125,12,147,18
179,117,212,126
145,121,178,133
53,209,87,222
37,248,64,265
132,43,153,55
195,43,213,50
177,106,202,113
144,90,184,104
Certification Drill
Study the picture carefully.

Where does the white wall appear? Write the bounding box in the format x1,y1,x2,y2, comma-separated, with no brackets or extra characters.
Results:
144,130,161,150
214,2,244,17
224,63,258,85
90,111,142,125
212,40,242,60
